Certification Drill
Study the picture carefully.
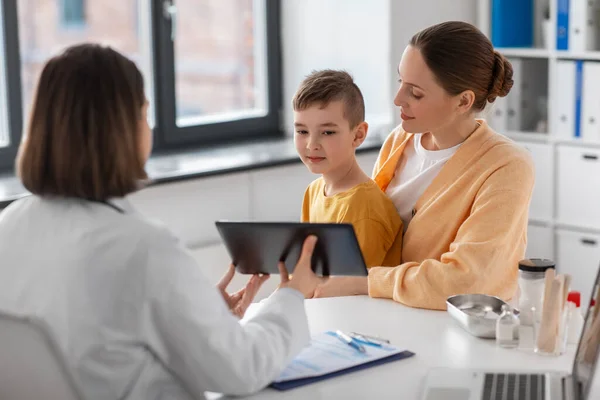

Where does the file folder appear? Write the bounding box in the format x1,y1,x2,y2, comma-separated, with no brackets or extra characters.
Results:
582,62,600,141
569,0,598,52
557,0,570,50
491,0,534,48
554,60,578,139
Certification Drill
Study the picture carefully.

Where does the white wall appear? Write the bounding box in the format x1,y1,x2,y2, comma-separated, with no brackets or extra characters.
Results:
389,0,478,125
281,1,479,131
281,0,393,134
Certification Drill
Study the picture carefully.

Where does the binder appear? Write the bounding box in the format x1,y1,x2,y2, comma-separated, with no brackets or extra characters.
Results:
553,60,578,139
488,96,508,132
506,58,522,131
569,0,599,52
491,0,534,48
575,60,584,138
581,62,600,141
557,0,570,50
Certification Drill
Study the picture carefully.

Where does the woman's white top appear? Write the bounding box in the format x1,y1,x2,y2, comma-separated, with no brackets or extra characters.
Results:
0,196,309,399
385,134,462,230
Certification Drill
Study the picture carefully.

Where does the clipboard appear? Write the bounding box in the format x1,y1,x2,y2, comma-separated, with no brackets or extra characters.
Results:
270,350,415,390
270,331,415,391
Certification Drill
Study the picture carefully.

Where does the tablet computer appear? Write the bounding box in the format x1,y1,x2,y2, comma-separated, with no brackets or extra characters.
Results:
215,221,368,277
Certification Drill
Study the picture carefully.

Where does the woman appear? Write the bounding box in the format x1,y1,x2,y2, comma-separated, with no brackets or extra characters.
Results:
0,44,323,399
315,21,535,310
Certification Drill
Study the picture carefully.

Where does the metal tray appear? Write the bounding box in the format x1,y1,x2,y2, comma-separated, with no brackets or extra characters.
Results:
446,294,519,339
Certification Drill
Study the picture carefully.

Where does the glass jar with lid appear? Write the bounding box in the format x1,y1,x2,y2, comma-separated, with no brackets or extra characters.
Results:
518,258,555,326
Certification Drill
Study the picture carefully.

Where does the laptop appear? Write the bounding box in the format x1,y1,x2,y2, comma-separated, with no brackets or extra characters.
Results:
421,266,600,400
214,221,368,277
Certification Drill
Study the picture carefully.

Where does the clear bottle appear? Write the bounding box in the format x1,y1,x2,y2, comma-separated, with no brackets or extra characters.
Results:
496,304,519,348
517,259,555,326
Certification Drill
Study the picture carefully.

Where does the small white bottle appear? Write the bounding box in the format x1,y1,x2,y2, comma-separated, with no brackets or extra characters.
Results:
567,302,584,344
496,304,519,348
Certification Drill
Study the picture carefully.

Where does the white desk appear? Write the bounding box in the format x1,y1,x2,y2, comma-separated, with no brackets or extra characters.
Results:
211,296,600,399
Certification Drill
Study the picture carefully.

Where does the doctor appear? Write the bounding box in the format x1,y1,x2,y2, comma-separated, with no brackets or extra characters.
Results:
0,44,323,399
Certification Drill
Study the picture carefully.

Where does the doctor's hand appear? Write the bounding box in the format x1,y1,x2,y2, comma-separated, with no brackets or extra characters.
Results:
217,264,269,318
278,235,327,298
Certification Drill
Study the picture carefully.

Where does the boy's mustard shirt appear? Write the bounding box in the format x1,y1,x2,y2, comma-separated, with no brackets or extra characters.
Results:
301,178,402,268
368,120,535,310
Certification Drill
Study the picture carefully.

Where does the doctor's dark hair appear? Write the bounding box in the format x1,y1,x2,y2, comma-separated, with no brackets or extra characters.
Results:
17,43,147,201
409,21,514,111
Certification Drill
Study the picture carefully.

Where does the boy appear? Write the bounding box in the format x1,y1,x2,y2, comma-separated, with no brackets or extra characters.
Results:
293,69,402,268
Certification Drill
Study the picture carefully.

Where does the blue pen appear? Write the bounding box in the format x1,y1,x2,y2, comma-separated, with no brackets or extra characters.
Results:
350,332,390,344
335,330,366,353
350,336,382,348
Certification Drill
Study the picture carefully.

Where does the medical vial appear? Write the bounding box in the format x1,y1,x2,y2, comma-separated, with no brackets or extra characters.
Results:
496,304,519,349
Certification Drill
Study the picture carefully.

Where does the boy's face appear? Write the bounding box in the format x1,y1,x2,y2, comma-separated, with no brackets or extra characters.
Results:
293,100,366,176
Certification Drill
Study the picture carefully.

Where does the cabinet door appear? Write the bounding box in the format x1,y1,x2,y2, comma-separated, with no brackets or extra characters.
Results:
128,172,251,247
555,229,600,300
557,145,600,229
526,224,554,260
250,163,314,222
519,142,553,222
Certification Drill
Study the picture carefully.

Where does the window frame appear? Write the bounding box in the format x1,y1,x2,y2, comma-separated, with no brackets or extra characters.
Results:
0,0,23,172
0,0,284,173
150,0,283,151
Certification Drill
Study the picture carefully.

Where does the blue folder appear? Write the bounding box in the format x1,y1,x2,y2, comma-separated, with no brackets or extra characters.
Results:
270,350,416,391
491,0,534,48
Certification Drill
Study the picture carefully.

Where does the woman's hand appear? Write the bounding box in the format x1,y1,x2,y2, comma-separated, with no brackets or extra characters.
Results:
278,235,327,298
312,276,369,298
217,264,269,318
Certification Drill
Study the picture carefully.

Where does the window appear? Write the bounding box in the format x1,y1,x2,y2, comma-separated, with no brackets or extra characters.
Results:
60,0,86,27
18,0,154,127
154,0,281,147
0,0,282,172
174,0,268,126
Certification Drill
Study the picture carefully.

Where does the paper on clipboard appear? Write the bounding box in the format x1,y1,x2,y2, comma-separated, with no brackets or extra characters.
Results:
274,331,407,383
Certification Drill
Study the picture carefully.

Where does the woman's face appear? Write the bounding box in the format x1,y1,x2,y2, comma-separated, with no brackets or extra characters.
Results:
139,101,152,163
393,45,462,134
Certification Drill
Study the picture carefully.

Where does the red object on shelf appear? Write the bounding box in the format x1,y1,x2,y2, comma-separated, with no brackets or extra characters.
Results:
567,291,581,308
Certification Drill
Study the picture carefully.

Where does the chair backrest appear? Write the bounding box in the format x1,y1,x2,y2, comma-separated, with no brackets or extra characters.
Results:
0,310,84,400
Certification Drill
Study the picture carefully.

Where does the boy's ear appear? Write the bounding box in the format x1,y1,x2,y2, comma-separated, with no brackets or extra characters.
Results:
352,122,369,148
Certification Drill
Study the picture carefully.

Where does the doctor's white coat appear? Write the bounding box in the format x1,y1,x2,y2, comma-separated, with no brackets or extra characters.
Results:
0,196,310,399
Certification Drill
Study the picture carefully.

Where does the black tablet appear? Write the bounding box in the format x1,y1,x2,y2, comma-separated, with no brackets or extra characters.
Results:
215,221,368,277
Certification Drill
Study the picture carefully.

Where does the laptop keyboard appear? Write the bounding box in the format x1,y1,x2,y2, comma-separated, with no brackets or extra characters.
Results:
482,373,545,400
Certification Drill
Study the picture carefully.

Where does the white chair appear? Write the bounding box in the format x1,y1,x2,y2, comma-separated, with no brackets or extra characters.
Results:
0,310,84,400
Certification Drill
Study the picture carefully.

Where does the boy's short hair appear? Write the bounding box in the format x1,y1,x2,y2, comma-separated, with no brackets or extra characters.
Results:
17,43,147,201
292,70,365,128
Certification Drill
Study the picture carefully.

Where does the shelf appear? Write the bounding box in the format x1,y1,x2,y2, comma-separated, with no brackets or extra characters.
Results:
553,138,600,148
496,48,551,59
500,132,600,148
505,131,550,144
555,222,600,235
555,51,600,61
528,218,553,227
496,49,600,61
